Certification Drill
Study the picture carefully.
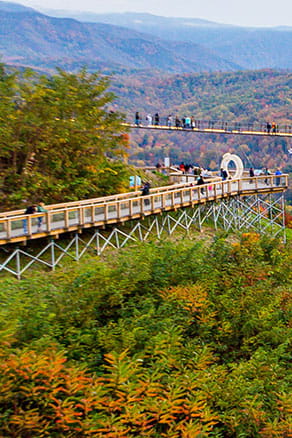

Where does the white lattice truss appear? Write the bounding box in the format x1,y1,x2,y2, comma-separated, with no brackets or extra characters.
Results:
0,193,286,278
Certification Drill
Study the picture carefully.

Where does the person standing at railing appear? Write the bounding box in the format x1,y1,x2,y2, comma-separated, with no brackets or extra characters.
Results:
197,175,205,194
146,114,152,126
23,205,37,235
220,168,228,181
141,182,151,205
179,162,185,174
275,169,282,186
167,114,173,127
185,116,191,128
154,113,160,126
37,202,47,232
263,167,271,185
249,167,255,183
266,122,272,134
135,112,140,126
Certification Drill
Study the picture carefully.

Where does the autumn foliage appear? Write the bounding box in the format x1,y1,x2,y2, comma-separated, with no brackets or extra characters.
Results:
0,234,291,437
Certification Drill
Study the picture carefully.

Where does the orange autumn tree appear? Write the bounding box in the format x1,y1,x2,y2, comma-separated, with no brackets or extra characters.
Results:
0,347,218,437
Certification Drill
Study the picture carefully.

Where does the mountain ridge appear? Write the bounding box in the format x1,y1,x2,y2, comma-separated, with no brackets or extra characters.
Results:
0,1,241,73
35,8,292,70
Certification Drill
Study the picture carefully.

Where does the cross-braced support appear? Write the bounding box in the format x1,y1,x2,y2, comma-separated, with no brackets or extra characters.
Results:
0,193,286,278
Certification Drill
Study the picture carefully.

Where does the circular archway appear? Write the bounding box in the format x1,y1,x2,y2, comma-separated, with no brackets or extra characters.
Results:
220,153,244,179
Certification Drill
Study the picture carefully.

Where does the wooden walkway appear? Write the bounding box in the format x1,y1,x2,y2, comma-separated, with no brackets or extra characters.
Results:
0,174,288,246
123,123,292,138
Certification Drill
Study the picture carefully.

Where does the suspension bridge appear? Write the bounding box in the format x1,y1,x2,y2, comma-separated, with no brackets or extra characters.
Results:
123,119,292,138
0,170,288,278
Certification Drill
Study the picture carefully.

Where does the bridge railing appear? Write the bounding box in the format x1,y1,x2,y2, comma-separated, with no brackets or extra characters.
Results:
0,180,196,220
126,117,292,134
0,174,288,243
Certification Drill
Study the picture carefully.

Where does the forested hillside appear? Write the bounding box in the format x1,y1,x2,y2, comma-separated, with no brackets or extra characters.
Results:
111,69,292,171
42,10,292,70
0,2,239,74
0,234,291,436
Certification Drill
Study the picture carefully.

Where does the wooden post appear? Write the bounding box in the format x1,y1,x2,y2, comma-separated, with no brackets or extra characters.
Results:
46,212,51,233
180,189,183,205
162,193,165,209
140,197,144,215
129,200,133,217
228,180,232,194
238,178,242,192
172,191,175,208
64,209,69,229
117,202,121,221
197,186,201,202
91,206,95,223
79,207,84,226
6,219,11,239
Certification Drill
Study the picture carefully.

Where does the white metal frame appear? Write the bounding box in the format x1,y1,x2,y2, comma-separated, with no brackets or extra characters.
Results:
0,192,286,279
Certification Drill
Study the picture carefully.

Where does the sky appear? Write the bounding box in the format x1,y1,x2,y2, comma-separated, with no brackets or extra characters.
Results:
16,0,292,27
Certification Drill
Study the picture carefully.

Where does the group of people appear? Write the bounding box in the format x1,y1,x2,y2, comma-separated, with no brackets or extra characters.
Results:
178,162,212,177
266,122,278,134
136,112,160,127
248,167,282,185
135,113,283,134
135,112,196,129
23,202,47,234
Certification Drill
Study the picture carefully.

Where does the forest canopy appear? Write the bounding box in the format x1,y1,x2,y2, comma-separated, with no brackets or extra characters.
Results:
0,64,130,209
0,233,291,437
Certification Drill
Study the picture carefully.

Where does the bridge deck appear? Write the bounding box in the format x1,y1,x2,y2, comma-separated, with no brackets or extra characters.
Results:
123,123,292,138
0,175,287,246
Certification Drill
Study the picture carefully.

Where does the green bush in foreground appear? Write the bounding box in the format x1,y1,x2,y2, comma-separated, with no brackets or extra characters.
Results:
0,234,291,437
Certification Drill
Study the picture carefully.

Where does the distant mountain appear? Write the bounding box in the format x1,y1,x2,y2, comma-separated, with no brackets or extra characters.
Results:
0,0,35,12
41,10,227,28
40,10,292,70
0,2,240,73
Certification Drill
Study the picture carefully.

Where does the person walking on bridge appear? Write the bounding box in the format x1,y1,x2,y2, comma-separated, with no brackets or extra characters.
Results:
37,201,47,232
220,168,228,181
197,176,205,194
141,182,151,206
23,204,37,235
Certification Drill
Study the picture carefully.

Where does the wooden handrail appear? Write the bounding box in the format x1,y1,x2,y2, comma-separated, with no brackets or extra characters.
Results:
0,174,288,244
0,180,198,219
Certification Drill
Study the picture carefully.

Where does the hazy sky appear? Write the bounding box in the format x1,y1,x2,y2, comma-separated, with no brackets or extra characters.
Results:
17,0,292,27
